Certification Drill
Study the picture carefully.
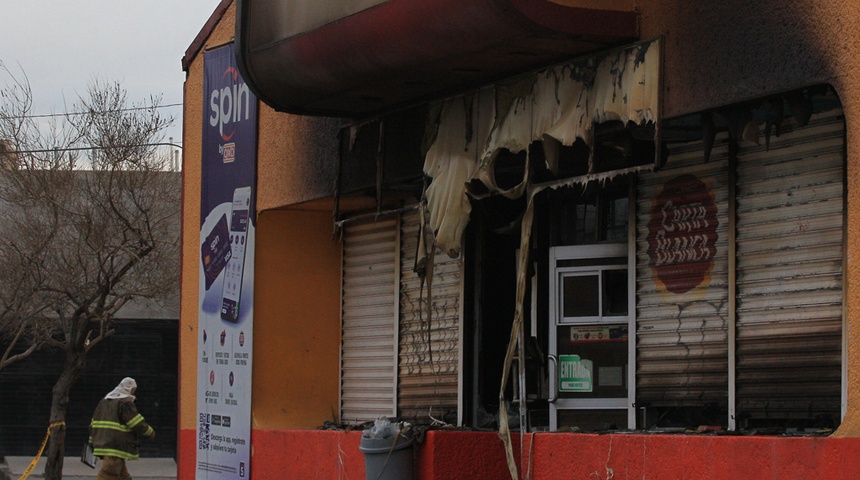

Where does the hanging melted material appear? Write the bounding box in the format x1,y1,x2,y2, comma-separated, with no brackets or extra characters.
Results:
422,40,661,258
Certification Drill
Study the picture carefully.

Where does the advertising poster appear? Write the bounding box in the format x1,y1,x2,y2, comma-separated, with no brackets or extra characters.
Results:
196,44,257,479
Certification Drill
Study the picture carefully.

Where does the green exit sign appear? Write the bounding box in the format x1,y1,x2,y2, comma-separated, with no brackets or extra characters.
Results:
559,355,593,392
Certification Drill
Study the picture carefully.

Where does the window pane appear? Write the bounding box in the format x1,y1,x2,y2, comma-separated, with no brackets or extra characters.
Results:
562,275,599,317
556,324,628,399
575,203,598,243
604,196,628,242
603,269,628,316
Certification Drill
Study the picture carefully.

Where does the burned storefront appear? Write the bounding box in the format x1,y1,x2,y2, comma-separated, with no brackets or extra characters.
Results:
179,1,860,478
332,42,845,436
333,41,661,431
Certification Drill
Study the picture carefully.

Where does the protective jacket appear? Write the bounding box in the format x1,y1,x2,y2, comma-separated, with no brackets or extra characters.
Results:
90,397,154,460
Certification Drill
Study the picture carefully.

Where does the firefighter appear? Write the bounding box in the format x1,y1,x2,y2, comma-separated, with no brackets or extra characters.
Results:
89,377,156,480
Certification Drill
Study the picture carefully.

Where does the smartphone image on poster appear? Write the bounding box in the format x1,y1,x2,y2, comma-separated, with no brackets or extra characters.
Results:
221,186,251,323
201,214,232,291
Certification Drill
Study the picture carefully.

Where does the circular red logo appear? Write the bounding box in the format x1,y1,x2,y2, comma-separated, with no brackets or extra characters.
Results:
646,174,719,294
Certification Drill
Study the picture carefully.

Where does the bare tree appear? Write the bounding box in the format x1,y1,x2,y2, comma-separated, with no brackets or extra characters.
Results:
0,63,180,480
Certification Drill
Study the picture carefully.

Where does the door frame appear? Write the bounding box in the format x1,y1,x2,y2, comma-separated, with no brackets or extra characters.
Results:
548,242,636,430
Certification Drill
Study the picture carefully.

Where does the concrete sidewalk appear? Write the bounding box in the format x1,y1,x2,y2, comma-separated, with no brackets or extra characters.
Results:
2,456,176,480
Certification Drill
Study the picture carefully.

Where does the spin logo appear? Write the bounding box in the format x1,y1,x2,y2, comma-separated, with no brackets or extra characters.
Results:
209,66,252,142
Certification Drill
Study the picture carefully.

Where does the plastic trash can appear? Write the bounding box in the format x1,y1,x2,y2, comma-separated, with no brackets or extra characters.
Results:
359,428,414,480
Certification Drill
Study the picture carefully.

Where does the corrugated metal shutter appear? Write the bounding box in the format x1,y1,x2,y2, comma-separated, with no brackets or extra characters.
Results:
735,108,844,425
398,210,462,424
341,218,399,424
636,134,731,408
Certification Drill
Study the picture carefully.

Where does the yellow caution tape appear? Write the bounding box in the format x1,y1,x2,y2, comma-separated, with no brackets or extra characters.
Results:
18,421,65,480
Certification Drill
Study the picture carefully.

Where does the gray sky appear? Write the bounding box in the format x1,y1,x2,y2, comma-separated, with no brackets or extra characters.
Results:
0,0,224,149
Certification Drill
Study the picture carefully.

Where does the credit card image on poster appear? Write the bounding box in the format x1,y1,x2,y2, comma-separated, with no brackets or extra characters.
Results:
220,186,251,323
201,214,232,290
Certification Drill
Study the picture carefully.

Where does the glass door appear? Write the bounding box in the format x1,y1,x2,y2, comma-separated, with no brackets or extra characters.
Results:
548,243,633,431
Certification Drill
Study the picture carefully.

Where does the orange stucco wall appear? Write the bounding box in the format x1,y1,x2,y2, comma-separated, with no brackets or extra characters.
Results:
251,208,341,429
255,110,340,212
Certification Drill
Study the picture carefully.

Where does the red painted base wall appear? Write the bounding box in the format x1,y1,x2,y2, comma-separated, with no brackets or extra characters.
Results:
178,428,860,479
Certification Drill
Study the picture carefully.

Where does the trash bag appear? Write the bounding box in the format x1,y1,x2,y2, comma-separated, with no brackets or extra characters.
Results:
363,416,399,439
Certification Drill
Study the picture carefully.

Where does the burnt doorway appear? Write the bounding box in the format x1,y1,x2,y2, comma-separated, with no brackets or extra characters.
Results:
464,213,521,429
543,176,635,431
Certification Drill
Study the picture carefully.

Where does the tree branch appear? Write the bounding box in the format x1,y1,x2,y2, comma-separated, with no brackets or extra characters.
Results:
1,319,39,369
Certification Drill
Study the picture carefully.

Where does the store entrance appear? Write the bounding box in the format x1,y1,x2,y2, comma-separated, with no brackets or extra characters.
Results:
548,243,633,431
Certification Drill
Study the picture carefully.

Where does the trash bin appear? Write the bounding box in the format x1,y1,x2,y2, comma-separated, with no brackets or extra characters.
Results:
360,418,414,480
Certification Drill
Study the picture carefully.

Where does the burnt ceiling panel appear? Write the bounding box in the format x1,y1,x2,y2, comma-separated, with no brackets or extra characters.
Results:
236,0,638,118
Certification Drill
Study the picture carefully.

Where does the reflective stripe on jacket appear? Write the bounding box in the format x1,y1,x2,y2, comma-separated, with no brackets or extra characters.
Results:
90,398,154,460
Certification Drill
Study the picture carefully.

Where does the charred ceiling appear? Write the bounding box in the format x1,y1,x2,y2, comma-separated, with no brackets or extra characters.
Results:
334,41,662,246
235,0,638,118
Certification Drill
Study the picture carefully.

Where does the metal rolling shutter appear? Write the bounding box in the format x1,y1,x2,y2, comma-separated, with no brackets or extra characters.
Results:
636,134,731,410
398,210,462,424
735,108,844,425
340,218,399,424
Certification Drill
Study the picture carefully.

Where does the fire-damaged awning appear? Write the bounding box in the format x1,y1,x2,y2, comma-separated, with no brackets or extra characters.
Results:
235,0,638,118
423,40,661,257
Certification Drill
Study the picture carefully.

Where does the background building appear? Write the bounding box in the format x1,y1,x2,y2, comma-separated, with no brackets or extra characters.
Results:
0,302,179,458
